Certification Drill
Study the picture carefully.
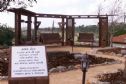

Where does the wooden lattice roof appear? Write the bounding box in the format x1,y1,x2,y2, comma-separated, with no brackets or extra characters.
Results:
8,8,36,16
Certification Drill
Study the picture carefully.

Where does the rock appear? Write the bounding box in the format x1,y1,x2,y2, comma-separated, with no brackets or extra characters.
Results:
49,68,58,73
109,52,116,56
103,62,109,65
116,54,122,57
104,52,109,55
0,50,4,57
112,61,122,64
97,81,110,84
86,80,97,84
0,76,8,80
74,64,80,69
121,50,126,55
0,50,3,53
74,53,83,59
103,61,119,65
57,66,67,72
89,81,97,84
97,52,103,54
68,65,75,70
115,81,124,84
89,49,97,54
124,55,126,57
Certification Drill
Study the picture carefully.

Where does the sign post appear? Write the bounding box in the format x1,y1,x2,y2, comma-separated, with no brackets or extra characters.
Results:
9,46,49,84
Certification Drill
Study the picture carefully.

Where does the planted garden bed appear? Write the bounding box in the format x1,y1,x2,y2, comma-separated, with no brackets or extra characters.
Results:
0,50,120,75
47,51,119,73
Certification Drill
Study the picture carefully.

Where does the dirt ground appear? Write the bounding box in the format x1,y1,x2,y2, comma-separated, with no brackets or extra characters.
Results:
0,46,125,84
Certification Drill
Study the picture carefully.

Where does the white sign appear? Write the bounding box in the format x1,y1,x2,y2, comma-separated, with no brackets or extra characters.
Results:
11,46,48,78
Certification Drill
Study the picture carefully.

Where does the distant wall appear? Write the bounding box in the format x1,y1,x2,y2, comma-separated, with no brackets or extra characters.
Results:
113,43,126,48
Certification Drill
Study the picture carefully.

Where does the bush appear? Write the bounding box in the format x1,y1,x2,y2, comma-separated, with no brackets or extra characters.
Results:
114,29,126,36
0,24,14,46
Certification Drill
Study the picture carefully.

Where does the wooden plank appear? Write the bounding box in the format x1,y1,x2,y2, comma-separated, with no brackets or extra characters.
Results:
40,33,61,44
78,33,94,42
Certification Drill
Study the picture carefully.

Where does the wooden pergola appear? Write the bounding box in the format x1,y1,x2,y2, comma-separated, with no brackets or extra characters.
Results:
8,8,113,47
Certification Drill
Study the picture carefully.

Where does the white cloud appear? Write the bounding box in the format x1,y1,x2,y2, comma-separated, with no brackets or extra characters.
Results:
27,0,82,13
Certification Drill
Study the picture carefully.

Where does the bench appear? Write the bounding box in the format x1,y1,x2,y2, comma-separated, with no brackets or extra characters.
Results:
78,33,94,46
39,33,62,44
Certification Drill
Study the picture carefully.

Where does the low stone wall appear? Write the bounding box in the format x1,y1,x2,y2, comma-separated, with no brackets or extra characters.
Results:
97,48,121,54
97,48,126,57
96,70,125,84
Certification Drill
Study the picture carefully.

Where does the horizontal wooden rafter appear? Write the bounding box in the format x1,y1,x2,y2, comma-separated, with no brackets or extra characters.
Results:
8,8,116,18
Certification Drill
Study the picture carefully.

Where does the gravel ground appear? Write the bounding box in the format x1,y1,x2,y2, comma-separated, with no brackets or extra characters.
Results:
0,46,125,84
0,63,124,84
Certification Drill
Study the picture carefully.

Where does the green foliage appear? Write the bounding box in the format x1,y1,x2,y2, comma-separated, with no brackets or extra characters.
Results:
110,23,126,36
75,25,98,33
114,29,126,36
0,0,37,12
0,24,14,46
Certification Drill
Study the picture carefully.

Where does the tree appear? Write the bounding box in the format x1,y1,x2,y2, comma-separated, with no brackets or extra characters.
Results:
0,0,37,12
0,24,14,46
112,23,126,36
97,0,123,47
104,0,126,79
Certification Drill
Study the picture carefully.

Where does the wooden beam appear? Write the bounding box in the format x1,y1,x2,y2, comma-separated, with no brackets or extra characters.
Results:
34,16,38,41
99,17,109,47
27,16,32,41
61,18,65,46
15,13,21,45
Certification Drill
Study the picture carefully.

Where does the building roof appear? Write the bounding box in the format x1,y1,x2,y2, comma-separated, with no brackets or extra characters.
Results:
112,34,126,44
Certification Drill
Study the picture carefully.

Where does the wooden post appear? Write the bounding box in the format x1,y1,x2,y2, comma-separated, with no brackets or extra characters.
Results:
99,17,109,47
34,16,37,42
61,18,65,46
27,16,32,41
66,18,75,46
15,13,21,45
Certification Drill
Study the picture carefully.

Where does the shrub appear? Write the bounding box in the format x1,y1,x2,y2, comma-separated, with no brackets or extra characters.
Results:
114,29,126,36
0,24,14,46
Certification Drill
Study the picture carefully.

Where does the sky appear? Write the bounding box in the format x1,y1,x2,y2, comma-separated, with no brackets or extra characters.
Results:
0,0,126,28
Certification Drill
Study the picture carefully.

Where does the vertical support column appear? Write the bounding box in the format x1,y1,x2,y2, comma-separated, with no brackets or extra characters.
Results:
27,16,32,41
99,17,110,47
34,16,37,41
61,18,65,46
15,13,21,45
66,18,75,45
